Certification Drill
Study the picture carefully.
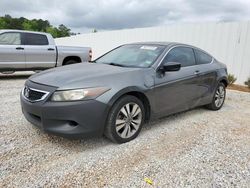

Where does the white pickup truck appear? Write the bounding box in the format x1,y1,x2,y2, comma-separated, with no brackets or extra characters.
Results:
0,30,92,73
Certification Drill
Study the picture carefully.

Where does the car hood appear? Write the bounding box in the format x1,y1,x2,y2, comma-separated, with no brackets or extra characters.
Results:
29,63,147,89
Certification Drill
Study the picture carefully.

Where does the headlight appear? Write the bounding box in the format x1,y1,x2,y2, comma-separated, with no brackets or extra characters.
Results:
51,87,110,101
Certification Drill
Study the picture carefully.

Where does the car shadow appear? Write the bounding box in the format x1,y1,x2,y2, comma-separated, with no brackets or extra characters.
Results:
38,131,112,152
39,106,209,151
143,107,208,130
0,73,33,80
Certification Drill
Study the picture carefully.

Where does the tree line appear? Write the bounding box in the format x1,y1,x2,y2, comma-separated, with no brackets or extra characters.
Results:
0,15,73,38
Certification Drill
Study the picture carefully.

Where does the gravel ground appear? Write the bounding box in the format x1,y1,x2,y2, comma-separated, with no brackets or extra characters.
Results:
0,73,250,188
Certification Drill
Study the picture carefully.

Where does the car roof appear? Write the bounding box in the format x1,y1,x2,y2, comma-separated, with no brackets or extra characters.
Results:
127,41,195,47
0,29,48,35
128,41,172,46
126,41,215,59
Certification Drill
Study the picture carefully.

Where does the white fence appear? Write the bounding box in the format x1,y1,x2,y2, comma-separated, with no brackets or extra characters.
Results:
56,21,250,84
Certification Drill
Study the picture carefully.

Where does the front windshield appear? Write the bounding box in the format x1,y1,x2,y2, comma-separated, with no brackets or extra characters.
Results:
95,44,165,68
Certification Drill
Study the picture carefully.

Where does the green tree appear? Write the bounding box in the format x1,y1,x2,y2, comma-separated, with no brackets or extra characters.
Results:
46,27,60,38
58,24,71,37
0,15,72,38
0,17,7,29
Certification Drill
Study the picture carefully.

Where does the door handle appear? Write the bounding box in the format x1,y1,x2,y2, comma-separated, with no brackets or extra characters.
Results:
194,70,200,75
16,47,24,50
48,48,55,51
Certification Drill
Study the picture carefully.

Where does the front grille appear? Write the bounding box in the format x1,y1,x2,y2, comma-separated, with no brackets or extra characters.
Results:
23,86,49,102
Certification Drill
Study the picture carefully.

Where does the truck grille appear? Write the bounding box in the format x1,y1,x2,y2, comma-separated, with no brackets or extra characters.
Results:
23,86,50,102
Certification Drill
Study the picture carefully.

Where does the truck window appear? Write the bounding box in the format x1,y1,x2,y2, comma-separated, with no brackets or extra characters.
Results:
24,33,49,45
0,32,21,45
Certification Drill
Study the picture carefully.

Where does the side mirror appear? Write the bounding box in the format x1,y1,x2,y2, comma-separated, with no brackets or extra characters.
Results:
160,62,181,72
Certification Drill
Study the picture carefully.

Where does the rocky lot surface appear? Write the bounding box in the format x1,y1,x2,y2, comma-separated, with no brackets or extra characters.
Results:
0,72,250,187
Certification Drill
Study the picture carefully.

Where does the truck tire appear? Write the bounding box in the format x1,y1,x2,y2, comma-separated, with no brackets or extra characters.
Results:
1,71,15,74
63,59,79,66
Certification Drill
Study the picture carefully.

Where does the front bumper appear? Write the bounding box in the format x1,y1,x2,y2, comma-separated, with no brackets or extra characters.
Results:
20,82,109,139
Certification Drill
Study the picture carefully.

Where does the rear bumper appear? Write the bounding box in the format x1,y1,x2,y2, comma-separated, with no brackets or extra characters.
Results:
21,94,109,139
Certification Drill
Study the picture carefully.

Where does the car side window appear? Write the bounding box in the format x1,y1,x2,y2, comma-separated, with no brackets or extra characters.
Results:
24,33,48,45
163,47,196,67
0,32,21,45
194,49,212,64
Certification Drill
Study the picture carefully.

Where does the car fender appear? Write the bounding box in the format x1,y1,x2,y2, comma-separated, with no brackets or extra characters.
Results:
107,86,148,108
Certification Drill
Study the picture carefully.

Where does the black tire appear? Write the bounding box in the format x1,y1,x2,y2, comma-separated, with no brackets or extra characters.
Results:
206,82,226,110
104,95,145,143
1,71,15,74
63,59,78,66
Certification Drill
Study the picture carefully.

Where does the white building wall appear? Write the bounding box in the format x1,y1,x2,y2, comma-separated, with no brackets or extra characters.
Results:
55,21,250,84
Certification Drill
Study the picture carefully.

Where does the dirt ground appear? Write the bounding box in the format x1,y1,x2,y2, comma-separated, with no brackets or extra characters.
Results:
0,73,249,187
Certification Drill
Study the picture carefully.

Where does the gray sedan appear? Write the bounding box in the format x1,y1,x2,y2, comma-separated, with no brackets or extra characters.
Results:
20,42,228,143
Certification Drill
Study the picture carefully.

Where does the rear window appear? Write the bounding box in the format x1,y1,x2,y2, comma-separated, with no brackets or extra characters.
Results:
194,49,212,64
24,33,48,45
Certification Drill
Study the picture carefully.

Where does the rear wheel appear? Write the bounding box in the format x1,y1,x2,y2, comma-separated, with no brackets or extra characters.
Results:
104,95,145,143
206,82,226,110
63,59,79,66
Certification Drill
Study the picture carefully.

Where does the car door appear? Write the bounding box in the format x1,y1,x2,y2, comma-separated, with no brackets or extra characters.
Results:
0,32,26,70
193,48,217,103
153,46,201,117
23,33,56,69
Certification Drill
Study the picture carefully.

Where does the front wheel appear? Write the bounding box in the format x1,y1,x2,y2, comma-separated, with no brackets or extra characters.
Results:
104,95,145,143
206,82,226,110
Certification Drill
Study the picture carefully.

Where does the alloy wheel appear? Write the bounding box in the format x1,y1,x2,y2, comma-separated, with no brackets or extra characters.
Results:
214,85,225,108
115,102,142,139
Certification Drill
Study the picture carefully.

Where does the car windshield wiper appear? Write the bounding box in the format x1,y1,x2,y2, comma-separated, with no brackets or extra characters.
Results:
99,62,138,68
107,62,126,67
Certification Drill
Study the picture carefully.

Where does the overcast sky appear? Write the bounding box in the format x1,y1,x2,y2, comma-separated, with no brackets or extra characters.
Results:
0,0,250,33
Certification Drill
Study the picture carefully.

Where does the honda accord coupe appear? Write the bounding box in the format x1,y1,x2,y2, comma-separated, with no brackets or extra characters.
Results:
21,42,228,143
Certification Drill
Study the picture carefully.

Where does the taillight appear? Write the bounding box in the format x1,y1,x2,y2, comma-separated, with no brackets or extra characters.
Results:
89,49,92,62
